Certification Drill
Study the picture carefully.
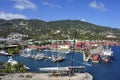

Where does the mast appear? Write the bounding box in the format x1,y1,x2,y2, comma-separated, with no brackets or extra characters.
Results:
71,31,76,66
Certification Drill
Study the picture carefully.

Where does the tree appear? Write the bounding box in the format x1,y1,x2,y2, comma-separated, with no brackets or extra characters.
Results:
16,62,27,73
15,47,19,54
7,48,14,55
5,63,11,73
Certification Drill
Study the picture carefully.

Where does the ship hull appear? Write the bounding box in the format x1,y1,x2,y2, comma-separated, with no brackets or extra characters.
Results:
101,55,111,62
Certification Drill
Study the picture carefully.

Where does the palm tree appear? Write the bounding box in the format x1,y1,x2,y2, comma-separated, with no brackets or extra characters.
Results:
16,62,26,72
15,47,19,54
5,62,11,73
7,48,14,55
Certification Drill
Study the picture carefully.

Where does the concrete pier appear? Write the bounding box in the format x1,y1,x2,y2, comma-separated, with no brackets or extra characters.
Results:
0,72,93,80
82,51,91,62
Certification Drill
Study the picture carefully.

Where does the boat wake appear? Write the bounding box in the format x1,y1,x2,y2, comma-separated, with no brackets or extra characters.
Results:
75,61,92,66
82,62,92,66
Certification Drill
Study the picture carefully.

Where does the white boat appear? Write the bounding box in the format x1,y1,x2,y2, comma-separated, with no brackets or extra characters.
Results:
0,50,10,56
7,57,18,65
24,48,32,52
39,67,69,71
24,65,30,70
34,53,45,60
51,55,65,62
39,66,85,72
51,55,57,62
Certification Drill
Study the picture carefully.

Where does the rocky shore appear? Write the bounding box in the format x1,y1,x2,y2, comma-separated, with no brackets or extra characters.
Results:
0,72,93,80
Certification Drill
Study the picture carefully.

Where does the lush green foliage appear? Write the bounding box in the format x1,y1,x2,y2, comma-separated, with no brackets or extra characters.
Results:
0,19,120,40
7,47,20,55
3,62,27,73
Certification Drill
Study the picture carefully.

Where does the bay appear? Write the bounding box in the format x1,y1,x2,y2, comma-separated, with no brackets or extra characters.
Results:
0,46,120,80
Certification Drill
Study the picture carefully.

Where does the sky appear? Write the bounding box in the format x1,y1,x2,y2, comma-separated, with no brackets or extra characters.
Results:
0,0,120,28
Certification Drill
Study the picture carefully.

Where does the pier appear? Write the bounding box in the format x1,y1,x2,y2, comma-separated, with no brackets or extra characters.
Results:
0,72,93,80
82,51,91,62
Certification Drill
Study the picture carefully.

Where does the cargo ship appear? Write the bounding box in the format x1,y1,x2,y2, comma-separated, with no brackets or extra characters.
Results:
101,46,113,62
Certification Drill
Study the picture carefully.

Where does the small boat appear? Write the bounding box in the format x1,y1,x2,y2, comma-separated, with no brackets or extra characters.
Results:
24,65,30,70
51,55,65,62
24,48,32,52
7,56,18,65
56,56,65,61
0,50,11,56
34,53,45,60
51,55,57,62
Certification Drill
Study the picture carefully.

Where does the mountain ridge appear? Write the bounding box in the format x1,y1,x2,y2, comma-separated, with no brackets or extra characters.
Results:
0,19,120,40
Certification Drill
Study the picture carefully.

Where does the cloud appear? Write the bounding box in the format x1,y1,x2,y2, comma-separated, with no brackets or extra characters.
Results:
43,2,61,8
81,19,86,22
12,0,37,10
89,1,107,12
0,11,26,20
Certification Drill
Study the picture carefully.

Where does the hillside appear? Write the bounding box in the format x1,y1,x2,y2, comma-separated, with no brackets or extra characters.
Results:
0,19,120,40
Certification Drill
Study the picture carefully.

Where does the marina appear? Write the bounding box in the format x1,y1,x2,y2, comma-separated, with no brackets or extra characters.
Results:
0,31,119,80
0,46,120,80
0,0,120,80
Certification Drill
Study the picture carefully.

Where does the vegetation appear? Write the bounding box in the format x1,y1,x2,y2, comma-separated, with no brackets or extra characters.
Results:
0,19,120,40
7,47,20,55
0,61,27,73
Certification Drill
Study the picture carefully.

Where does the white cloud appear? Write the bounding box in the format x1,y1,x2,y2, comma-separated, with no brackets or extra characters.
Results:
0,11,26,20
43,2,61,8
89,1,107,12
12,0,37,10
81,19,86,22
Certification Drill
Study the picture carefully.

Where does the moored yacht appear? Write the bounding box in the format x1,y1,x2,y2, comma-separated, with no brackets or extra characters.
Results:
7,56,18,65
0,50,10,56
34,53,45,60
51,55,65,62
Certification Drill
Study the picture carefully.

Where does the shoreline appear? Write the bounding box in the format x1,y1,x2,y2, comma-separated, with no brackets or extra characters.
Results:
0,72,93,80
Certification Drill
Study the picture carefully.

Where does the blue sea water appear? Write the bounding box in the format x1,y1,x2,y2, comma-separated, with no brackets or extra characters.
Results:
0,46,120,80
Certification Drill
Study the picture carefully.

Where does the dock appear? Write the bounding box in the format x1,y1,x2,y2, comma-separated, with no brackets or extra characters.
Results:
82,51,91,62
0,72,93,80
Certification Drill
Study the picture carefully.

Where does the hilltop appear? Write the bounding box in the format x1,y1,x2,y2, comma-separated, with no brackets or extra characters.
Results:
0,19,120,40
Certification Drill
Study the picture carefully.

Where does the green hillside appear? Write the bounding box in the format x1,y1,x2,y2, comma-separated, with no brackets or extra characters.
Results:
0,19,120,40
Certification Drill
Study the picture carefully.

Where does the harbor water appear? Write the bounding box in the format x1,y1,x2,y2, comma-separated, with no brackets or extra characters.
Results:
0,46,120,80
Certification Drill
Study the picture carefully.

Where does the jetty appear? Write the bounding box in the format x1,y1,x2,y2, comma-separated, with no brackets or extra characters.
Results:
82,51,91,62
